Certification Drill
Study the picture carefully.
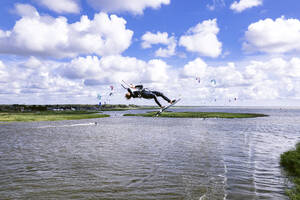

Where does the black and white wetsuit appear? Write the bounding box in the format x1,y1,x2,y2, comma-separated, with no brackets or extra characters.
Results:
127,85,171,107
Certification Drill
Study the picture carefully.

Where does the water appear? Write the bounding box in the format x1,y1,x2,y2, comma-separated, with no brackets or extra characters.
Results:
0,107,300,199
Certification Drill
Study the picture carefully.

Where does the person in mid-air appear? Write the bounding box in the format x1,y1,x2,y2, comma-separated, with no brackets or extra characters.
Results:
125,84,175,109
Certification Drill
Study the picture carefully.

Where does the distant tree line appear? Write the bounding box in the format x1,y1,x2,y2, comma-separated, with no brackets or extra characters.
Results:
0,104,140,112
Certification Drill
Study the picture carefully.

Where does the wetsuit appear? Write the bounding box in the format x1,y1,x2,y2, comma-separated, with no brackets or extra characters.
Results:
127,85,171,107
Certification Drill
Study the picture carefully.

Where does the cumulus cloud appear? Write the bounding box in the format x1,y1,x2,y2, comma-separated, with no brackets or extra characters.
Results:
178,59,247,102
243,17,300,54
0,7,133,58
180,56,300,101
0,61,9,84
0,57,92,104
87,0,170,15
182,58,207,78
15,3,40,18
141,31,176,57
141,32,170,48
1,55,300,105
179,19,222,58
230,0,262,13
38,0,80,14
207,0,225,11
7,55,170,104
209,63,246,88
182,59,246,88
242,57,300,99
59,55,170,84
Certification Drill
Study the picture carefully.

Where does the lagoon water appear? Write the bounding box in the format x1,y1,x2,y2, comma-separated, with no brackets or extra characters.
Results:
0,107,300,199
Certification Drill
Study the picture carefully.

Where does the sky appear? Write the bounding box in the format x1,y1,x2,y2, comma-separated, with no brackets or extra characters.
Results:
1,0,300,106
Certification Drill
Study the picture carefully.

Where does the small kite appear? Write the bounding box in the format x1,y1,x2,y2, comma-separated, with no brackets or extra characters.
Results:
210,79,216,85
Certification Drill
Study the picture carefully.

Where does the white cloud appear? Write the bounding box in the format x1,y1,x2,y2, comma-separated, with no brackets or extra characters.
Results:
243,17,300,54
180,56,300,101
155,42,176,57
208,62,246,88
21,56,43,69
0,57,91,103
146,59,170,82
289,58,300,78
230,0,262,13
182,59,246,87
59,55,170,84
141,32,170,48
0,9,133,59
38,0,80,14
87,0,170,15
1,55,300,105
0,61,9,84
243,57,300,99
182,58,207,78
178,59,247,102
244,80,280,100
141,32,176,57
15,3,40,18
207,0,225,11
59,56,102,80
179,19,222,58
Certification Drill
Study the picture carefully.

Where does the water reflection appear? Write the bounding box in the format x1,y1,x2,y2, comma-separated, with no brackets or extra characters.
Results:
0,107,299,199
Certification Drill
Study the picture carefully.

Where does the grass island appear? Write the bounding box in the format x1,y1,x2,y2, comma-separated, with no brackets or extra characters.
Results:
124,111,268,118
0,104,155,122
0,111,109,122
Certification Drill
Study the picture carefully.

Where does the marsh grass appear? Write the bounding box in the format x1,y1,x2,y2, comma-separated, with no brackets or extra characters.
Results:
100,106,158,111
123,111,268,118
0,111,109,122
281,143,300,200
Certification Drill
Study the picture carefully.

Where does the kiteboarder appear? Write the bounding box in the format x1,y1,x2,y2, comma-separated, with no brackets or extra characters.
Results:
125,84,175,108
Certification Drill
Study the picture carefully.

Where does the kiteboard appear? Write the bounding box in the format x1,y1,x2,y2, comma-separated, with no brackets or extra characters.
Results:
156,98,181,116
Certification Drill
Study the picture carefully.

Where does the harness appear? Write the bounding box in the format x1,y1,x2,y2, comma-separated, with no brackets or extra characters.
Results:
137,88,151,98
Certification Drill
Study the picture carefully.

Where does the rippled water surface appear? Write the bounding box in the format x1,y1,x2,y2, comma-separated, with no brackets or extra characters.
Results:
1,107,300,199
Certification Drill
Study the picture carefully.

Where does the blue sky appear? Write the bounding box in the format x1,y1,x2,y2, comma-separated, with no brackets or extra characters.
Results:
0,0,300,106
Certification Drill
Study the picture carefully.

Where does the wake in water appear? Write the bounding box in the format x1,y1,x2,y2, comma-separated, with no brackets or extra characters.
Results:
37,122,97,129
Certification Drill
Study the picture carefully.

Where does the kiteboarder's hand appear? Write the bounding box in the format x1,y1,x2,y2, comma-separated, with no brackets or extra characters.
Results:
130,84,135,89
169,99,176,104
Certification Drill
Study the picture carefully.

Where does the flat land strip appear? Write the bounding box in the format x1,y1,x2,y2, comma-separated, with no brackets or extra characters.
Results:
124,111,268,118
0,111,109,122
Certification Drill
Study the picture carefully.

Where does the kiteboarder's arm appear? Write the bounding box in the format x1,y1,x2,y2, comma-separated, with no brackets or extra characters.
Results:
129,84,143,90
127,88,133,96
135,85,143,90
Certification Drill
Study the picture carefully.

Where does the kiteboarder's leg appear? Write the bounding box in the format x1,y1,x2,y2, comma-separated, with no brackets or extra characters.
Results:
152,91,174,104
153,95,162,108
141,90,163,108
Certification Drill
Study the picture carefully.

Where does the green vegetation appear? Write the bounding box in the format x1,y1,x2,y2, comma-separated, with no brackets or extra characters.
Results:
123,111,268,118
99,104,157,111
280,143,300,200
0,104,157,112
0,104,99,112
0,110,109,122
